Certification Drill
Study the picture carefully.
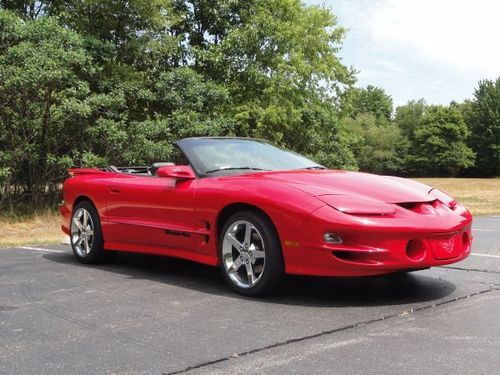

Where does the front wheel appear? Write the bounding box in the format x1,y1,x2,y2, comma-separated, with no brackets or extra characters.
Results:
219,210,284,296
70,200,113,264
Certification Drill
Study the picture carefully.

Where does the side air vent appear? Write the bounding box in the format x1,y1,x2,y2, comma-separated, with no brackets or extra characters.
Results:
396,200,438,214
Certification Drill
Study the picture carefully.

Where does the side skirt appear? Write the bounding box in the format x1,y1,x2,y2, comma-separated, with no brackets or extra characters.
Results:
103,241,218,266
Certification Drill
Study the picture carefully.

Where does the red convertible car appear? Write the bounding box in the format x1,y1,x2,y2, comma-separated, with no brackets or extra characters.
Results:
61,137,472,295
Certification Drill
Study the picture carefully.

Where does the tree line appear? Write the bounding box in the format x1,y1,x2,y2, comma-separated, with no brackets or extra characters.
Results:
342,83,499,178
0,1,498,213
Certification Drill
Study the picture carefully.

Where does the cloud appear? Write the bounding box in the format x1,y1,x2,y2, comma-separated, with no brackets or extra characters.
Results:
307,0,500,105
368,0,500,77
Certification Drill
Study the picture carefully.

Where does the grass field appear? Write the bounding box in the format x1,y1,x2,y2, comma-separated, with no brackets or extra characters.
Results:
1,178,499,248
0,210,63,248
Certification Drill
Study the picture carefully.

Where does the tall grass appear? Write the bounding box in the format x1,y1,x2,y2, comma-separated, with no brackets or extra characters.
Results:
0,209,62,248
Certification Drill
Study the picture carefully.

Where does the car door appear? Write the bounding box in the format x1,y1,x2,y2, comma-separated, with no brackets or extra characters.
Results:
103,173,197,252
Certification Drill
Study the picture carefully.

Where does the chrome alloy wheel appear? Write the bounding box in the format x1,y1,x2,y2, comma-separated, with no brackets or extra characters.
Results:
222,220,266,288
70,208,94,257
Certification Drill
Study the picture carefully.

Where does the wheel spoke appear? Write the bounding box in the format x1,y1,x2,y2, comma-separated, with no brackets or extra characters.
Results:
83,237,90,253
74,237,83,247
252,250,265,259
228,257,243,274
226,233,243,252
72,217,83,231
245,262,255,286
83,210,88,226
244,223,252,246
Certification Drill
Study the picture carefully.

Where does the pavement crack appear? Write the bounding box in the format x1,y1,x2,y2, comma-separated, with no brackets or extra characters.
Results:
439,266,500,275
164,287,496,375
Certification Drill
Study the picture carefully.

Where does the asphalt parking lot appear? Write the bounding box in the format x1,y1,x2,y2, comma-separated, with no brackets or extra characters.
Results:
1,217,499,374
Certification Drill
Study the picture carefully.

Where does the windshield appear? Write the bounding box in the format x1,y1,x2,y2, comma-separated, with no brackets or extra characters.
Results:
177,138,323,177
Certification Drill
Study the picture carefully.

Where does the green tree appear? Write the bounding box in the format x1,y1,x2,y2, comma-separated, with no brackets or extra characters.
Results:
341,85,393,122
345,114,402,174
0,0,46,19
0,12,93,206
46,0,172,63
467,78,500,176
1,1,359,211
407,105,475,176
210,0,356,166
48,0,357,167
340,85,396,173
394,99,426,140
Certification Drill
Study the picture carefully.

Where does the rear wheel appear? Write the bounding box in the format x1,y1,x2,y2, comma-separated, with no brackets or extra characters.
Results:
70,201,112,264
219,210,284,296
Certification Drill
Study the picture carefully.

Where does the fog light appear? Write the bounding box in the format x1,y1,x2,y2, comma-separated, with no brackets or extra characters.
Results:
324,232,343,244
406,239,426,261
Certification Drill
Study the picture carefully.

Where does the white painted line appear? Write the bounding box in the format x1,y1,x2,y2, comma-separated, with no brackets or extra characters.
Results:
472,228,500,232
19,246,65,253
471,252,500,259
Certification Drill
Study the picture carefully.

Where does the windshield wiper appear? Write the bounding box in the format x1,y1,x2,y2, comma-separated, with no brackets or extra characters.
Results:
205,167,270,174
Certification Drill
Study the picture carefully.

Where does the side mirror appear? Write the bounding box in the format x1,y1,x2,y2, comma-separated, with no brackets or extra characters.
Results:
157,165,196,180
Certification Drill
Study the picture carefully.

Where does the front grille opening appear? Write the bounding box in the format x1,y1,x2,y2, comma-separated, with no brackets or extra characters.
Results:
332,251,356,262
331,251,379,265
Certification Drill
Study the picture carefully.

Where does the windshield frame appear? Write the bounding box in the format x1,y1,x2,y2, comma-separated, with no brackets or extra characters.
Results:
175,137,323,178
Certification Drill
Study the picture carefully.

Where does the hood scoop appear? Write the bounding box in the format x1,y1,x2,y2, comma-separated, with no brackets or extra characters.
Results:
396,200,441,215
317,194,396,215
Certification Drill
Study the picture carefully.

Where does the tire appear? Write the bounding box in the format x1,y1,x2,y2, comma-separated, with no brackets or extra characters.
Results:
70,200,113,264
219,210,285,296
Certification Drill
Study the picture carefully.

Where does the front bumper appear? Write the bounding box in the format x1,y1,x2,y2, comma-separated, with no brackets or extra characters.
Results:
283,204,472,277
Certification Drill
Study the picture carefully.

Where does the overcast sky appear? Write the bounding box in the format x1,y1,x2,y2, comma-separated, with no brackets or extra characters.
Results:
306,0,500,106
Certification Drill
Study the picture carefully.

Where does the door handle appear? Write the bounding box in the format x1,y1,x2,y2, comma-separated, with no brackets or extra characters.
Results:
109,185,121,193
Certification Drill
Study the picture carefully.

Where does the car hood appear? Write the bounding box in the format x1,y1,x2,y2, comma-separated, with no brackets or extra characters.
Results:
256,170,432,203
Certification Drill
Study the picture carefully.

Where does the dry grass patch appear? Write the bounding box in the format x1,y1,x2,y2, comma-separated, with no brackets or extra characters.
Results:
415,178,500,216
0,210,63,248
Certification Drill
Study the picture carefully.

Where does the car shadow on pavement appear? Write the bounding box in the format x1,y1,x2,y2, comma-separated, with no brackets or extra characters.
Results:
43,251,456,308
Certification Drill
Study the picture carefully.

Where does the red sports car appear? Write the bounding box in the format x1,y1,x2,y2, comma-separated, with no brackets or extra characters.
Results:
61,137,472,295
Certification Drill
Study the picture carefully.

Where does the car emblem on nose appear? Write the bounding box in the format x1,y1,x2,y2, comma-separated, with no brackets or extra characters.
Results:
442,236,456,253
